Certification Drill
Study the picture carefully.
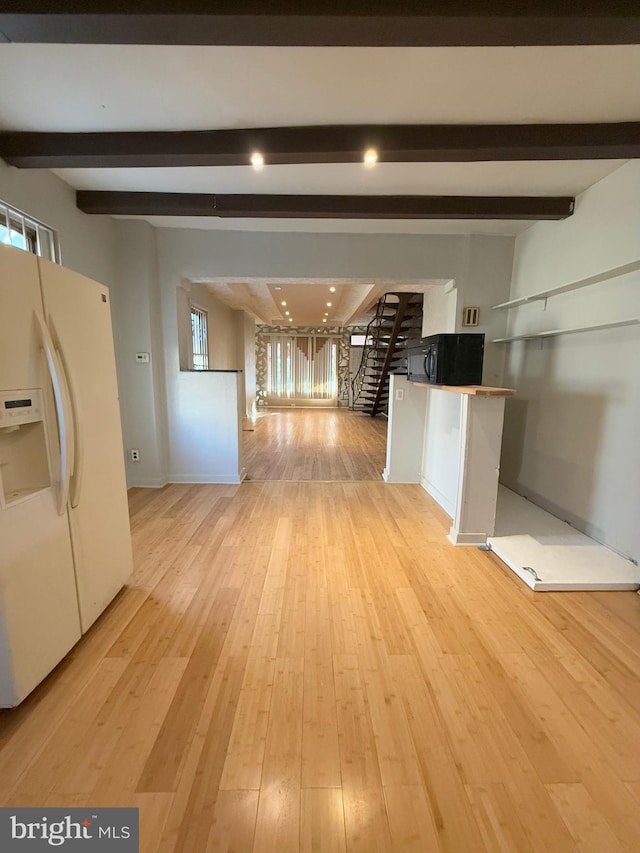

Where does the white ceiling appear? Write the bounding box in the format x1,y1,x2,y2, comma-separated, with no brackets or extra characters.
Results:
191,277,446,326
0,45,636,241
1,45,640,130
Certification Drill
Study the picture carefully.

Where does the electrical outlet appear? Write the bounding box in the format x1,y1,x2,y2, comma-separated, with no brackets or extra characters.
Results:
130,449,140,462
395,389,404,401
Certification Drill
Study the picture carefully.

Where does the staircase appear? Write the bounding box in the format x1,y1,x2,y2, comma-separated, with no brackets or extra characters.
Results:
351,292,423,416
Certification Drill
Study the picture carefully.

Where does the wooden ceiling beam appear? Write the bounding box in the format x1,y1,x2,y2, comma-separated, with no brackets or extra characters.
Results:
1,1,639,46
76,191,574,220
2,123,639,169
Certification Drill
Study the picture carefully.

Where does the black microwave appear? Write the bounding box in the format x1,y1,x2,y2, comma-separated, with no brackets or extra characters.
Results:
405,334,485,386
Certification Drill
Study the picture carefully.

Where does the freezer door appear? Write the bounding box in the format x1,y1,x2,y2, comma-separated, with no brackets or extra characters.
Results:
38,258,133,633
0,245,81,707
0,490,81,707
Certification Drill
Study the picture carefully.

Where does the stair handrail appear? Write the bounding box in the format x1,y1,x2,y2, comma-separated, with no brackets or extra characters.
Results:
351,294,392,408
351,292,423,414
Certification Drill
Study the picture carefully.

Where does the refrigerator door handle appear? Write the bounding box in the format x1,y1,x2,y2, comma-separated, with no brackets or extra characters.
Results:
34,312,74,516
53,337,84,509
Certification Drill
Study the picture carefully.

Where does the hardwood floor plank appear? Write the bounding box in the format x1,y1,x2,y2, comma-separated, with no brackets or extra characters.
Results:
301,657,341,788
220,656,276,791
136,586,240,792
384,785,443,852
300,788,346,853
253,657,304,853
546,783,627,853
333,654,393,853
90,657,189,805
464,783,534,853
163,654,248,853
205,789,259,852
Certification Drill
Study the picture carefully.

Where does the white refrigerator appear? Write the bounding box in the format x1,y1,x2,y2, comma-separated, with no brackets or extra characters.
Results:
0,243,133,707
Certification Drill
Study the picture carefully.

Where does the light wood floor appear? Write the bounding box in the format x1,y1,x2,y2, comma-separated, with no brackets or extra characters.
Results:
1,480,640,852
242,408,387,480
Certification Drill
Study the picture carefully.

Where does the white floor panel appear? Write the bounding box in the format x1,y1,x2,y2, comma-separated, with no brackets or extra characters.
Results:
488,487,640,591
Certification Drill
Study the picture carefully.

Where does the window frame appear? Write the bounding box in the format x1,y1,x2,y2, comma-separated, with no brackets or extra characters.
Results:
190,304,210,370
0,199,61,263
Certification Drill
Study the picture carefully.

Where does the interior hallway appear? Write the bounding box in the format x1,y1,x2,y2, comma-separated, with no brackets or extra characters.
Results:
242,408,387,481
1,475,640,852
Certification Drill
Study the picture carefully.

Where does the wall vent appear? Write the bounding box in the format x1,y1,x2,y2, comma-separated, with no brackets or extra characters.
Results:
463,306,480,326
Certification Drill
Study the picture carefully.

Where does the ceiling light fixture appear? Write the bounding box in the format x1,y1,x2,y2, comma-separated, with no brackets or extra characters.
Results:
250,151,264,170
363,148,378,167
329,286,336,293
322,318,327,323
326,302,332,307
288,317,293,322
281,300,287,306
285,311,290,316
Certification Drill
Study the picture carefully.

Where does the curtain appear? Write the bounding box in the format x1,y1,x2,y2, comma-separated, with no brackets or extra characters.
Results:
265,335,338,401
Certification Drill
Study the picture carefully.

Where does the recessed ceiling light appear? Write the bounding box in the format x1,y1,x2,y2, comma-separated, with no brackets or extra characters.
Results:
322,318,327,323
329,286,336,293
274,286,282,290
281,301,287,306
288,317,293,322
285,311,290,315
250,151,264,170
363,148,378,167
326,302,332,307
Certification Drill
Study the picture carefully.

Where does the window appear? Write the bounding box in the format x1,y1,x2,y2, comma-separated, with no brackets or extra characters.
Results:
350,334,373,346
0,200,60,263
190,306,209,370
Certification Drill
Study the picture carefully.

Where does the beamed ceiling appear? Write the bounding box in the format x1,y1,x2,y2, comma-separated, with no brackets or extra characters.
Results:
0,2,638,322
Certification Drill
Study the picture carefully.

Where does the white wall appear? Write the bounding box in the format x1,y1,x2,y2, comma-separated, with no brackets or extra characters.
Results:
171,371,244,484
501,161,640,562
420,389,462,517
384,375,427,484
0,161,116,289
112,221,169,488
422,283,458,336
241,313,257,417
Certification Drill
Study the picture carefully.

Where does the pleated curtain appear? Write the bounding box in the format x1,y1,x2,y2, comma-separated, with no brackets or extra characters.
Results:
265,335,338,401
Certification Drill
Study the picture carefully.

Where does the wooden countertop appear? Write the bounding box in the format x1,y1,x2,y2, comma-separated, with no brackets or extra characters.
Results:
411,383,516,397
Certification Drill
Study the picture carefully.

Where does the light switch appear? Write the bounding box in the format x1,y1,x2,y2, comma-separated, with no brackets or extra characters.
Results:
135,352,150,363
395,389,404,401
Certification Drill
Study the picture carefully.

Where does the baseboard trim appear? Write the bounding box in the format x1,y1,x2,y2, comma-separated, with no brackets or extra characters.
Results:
447,528,487,547
169,475,243,485
127,478,168,489
419,475,455,518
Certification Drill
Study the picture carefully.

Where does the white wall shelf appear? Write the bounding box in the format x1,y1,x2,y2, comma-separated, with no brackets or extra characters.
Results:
491,259,640,311
493,318,640,344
